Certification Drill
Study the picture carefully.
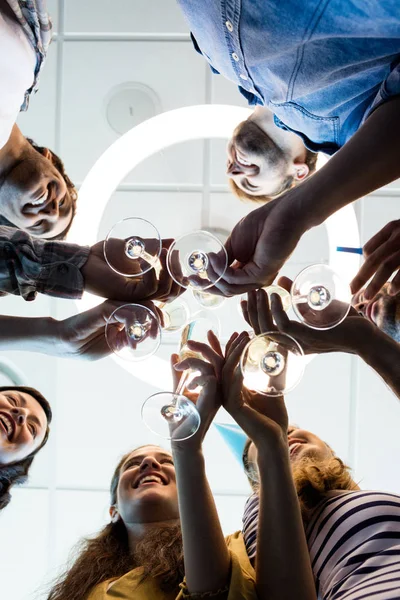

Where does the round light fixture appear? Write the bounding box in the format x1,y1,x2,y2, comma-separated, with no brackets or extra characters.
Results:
104,82,161,135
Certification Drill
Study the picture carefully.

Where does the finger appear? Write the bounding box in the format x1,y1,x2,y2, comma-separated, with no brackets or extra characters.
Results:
363,251,400,300
207,330,223,357
389,269,400,295
186,340,224,374
161,238,175,250
270,293,291,332
225,332,239,357
225,331,250,359
175,357,215,377
247,290,261,335
222,335,249,381
363,221,397,257
223,364,245,412
276,276,293,293
350,242,396,297
257,288,274,333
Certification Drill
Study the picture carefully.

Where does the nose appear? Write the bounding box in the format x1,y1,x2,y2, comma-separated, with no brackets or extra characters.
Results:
11,407,27,425
226,160,243,176
140,456,161,471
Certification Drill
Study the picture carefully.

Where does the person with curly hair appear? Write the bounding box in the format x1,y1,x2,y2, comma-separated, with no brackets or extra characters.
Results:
0,1,76,240
0,385,51,511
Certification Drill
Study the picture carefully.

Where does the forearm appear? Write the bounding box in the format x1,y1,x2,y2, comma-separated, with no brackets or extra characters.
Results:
289,96,400,231
0,315,56,353
256,443,317,600
351,324,400,400
172,447,231,594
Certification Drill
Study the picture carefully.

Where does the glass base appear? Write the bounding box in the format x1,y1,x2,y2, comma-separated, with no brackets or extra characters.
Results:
141,392,201,441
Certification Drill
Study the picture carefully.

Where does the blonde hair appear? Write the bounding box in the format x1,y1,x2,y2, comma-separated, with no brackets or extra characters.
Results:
242,438,357,524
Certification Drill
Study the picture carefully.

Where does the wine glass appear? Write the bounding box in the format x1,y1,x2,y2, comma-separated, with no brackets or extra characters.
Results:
239,265,351,330
192,289,226,310
105,304,161,361
141,312,221,441
241,332,305,396
166,231,228,310
157,298,190,333
103,217,162,277
290,264,351,329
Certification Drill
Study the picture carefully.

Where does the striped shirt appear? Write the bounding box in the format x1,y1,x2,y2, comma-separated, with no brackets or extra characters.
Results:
0,226,89,300
242,490,400,599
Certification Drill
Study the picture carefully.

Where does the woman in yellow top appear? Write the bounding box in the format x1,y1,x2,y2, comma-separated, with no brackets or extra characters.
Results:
47,333,257,600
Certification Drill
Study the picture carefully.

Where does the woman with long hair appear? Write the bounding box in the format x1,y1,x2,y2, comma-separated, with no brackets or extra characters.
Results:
47,333,258,600
219,289,400,600
0,385,52,510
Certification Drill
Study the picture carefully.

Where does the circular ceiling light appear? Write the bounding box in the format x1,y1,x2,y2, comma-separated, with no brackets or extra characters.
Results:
71,104,360,388
105,83,161,135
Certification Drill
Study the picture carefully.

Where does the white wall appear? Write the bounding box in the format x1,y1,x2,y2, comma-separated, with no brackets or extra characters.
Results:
0,2,399,598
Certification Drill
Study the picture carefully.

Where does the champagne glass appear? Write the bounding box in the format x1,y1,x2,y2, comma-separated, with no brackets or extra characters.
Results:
241,332,304,396
290,264,351,329
105,304,161,361
141,312,220,441
166,231,228,310
103,217,161,277
157,298,190,333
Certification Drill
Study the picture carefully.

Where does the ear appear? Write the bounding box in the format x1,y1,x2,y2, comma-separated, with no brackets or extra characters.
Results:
293,162,309,181
42,148,52,161
109,505,120,523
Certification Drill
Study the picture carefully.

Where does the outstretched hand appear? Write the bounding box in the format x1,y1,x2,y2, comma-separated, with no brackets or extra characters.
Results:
207,191,306,297
351,219,400,300
53,299,161,360
82,240,183,302
268,276,374,355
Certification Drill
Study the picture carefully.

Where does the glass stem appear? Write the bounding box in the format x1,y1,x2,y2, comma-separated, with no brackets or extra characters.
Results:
175,369,191,397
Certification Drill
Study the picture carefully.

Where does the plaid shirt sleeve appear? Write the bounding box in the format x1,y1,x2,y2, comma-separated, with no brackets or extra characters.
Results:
0,226,90,301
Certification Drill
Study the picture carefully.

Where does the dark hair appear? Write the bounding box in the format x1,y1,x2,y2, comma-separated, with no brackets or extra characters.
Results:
229,148,319,204
26,138,77,240
0,386,52,510
47,446,184,600
242,438,258,491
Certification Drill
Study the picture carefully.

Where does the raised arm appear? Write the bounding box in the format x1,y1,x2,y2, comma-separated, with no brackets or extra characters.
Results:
220,329,316,600
171,335,231,596
0,225,181,302
211,96,400,296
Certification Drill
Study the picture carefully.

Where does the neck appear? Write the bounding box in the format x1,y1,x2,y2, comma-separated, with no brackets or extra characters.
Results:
250,106,307,162
125,519,179,554
0,124,26,176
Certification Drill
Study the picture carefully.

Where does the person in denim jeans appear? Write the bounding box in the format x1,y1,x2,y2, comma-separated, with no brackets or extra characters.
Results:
177,0,400,302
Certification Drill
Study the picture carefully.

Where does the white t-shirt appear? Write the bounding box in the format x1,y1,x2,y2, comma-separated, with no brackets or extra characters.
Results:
0,8,36,149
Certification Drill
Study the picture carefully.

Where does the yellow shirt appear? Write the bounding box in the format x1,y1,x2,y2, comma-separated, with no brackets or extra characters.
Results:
87,531,257,600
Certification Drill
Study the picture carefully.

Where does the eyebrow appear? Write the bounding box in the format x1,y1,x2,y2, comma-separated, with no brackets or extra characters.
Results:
123,453,173,466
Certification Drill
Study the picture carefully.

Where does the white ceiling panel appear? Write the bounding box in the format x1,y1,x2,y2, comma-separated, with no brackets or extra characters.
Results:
64,0,188,34
360,194,400,242
0,489,50,600
16,42,58,150
60,41,206,184
98,190,203,241
353,360,400,494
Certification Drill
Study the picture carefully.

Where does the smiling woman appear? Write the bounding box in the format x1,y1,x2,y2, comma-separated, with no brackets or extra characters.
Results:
0,385,52,510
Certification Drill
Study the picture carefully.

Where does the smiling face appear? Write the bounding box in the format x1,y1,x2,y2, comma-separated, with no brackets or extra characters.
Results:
113,446,179,526
0,150,74,239
245,425,333,482
352,284,400,343
226,122,290,197
0,390,48,465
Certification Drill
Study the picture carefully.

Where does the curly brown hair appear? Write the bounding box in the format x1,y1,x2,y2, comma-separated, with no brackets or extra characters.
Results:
242,436,357,523
0,386,52,511
26,138,77,240
47,447,185,600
